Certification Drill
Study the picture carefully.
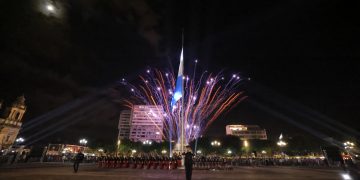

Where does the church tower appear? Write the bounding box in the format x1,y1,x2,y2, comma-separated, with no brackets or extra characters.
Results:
0,95,27,149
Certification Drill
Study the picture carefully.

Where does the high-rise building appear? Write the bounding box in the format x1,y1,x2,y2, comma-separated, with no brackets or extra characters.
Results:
117,110,131,140
0,95,26,149
226,124,267,140
129,105,164,143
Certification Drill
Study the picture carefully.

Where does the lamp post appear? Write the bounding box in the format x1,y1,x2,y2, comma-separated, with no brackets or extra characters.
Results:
79,138,88,146
79,138,88,152
261,150,267,157
211,140,221,154
344,141,355,158
211,140,221,147
243,140,249,148
277,133,287,157
277,140,287,147
243,140,250,157
143,140,152,145
142,140,152,153
15,137,25,144
13,137,25,163
131,149,137,157
344,141,355,150
117,139,121,156
98,148,104,156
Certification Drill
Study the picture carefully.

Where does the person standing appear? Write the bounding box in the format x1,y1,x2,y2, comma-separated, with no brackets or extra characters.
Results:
183,145,194,180
73,151,84,173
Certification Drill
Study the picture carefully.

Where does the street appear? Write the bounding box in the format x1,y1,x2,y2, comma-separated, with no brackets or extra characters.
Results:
0,163,346,180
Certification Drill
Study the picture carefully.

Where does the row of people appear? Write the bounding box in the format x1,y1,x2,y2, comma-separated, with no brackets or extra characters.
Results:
97,155,234,170
97,155,182,170
193,156,232,170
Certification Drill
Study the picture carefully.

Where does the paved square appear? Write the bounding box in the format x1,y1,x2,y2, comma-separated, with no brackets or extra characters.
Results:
0,164,346,180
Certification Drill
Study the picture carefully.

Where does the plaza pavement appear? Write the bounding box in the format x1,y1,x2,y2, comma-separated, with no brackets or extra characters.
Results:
0,163,348,180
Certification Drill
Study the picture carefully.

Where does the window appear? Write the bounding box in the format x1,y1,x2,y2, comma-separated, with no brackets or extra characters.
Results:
5,135,10,142
14,112,21,120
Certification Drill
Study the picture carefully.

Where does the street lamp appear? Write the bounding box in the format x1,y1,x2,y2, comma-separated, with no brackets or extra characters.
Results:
242,140,250,157
16,137,25,144
277,140,287,147
211,140,221,147
161,150,167,154
131,149,137,157
143,140,152,145
211,140,221,155
98,148,104,156
227,150,232,155
277,133,287,147
116,139,121,155
79,138,88,146
196,150,202,154
243,140,249,148
277,133,287,157
344,141,355,150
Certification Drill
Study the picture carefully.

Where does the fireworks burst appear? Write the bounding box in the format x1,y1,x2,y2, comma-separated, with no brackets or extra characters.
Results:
121,64,247,144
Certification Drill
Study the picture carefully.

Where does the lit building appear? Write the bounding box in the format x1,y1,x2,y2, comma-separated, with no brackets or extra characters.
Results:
46,144,86,156
44,144,99,158
0,95,26,150
226,124,267,140
129,105,164,143
117,110,131,139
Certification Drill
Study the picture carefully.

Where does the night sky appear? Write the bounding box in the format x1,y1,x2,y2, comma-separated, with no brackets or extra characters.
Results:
0,0,359,147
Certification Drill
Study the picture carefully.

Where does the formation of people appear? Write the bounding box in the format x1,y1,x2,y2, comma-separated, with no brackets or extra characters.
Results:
97,146,196,180
193,156,231,170
97,153,183,170
96,154,334,170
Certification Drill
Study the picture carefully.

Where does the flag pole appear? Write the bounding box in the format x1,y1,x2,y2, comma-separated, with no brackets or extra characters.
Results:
171,29,185,164
180,30,185,154
179,30,186,169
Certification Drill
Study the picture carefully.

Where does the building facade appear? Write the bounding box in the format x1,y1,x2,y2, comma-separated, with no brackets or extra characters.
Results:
226,124,267,140
46,144,86,156
0,95,26,149
117,110,131,140
129,105,164,143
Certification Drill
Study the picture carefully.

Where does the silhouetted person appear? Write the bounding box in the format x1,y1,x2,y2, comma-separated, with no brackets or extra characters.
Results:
73,151,84,173
182,145,194,180
10,152,17,164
